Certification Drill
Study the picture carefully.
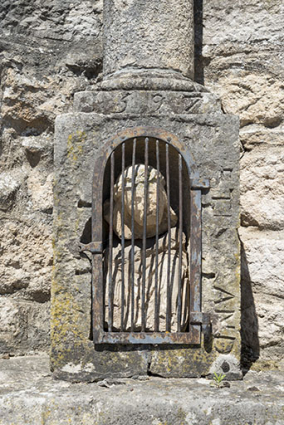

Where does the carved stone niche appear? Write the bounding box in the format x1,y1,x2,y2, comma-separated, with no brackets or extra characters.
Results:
91,128,208,344
52,104,241,382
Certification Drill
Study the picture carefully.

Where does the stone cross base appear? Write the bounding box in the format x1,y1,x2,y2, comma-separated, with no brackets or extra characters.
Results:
52,83,241,381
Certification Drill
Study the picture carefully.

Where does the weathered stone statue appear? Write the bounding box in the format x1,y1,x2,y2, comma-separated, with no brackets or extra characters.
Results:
104,165,189,332
104,164,177,239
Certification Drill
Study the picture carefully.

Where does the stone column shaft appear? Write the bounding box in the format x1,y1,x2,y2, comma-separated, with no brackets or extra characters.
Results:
103,0,194,80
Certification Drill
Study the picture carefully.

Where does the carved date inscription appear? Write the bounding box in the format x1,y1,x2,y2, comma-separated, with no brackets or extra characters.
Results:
151,94,164,112
116,93,130,113
75,91,215,115
182,94,201,113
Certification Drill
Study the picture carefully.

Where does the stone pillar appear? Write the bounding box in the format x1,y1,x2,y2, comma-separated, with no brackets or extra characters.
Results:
103,0,194,80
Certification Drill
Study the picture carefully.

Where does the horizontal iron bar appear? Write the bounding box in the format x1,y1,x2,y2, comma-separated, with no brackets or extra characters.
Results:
190,178,210,189
96,331,200,345
190,312,211,325
80,242,103,254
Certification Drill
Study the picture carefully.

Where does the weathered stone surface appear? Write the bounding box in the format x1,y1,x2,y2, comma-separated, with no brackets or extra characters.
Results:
0,220,52,302
0,298,50,355
103,0,194,79
27,170,53,212
0,355,284,425
201,1,284,93
74,90,222,115
0,0,103,355
240,148,284,230
104,164,177,239
212,74,284,129
199,0,284,371
240,227,284,371
240,127,284,151
0,169,24,211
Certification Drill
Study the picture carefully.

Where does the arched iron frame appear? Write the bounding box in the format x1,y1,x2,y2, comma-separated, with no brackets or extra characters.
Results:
83,127,210,344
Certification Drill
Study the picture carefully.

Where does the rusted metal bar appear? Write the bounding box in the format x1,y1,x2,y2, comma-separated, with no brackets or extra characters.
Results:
177,154,183,332
190,311,210,324
97,330,200,345
154,140,160,332
121,142,125,331
79,242,102,254
141,137,149,332
108,152,115,332
92,148,105,340
190,178,210,189
190,189,202,343
92,253,104,342
130,138,137,332
166,143,171,332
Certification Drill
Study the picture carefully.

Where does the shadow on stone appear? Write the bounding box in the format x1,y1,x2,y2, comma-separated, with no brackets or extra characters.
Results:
80,217,92,245
240,241,260,374
194,0,204,85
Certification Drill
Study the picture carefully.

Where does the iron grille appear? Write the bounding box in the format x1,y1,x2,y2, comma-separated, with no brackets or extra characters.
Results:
83,127,210,344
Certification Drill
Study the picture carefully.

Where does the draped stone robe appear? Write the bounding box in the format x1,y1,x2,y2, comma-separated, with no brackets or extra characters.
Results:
104,229,190,332
104,164,190,332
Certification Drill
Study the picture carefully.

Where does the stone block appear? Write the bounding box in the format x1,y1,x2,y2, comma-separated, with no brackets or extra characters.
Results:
0,220,52,302
52,91,240,380
0,170,23,211
26,170,53,212
0,298,50,355
240,227,284,365
240,148,284,230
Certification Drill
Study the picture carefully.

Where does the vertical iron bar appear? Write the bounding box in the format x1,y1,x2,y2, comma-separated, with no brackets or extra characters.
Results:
92,149,105,342
130,139,137,332
154,140,160,332
141,137,149,332
108,152,115,332
121,143,125,331
177,154,183,332
190,189,202,343
166,143,171,332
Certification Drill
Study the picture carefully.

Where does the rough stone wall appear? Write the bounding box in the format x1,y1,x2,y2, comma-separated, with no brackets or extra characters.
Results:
0,0,283,370
0,0,103,354
197,0,284,370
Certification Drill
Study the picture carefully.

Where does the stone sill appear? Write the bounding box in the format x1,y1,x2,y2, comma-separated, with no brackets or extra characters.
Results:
0,355,283,425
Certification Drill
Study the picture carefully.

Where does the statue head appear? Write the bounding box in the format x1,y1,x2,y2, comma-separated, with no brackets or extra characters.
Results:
105,164,177,239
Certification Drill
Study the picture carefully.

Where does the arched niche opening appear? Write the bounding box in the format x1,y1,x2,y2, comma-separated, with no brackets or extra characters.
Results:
82,127,210,344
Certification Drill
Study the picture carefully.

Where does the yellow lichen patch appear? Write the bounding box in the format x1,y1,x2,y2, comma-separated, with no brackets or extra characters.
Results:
67,131,86,163
151,347,215,376
51,290,88,340
214,338,235,355
41,407,51,425
251,359,284,372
